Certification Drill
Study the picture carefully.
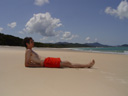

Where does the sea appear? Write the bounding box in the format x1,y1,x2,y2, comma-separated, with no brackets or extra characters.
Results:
69,47,128,55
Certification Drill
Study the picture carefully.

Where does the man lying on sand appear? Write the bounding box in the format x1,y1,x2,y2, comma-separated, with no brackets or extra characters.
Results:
23,37,95,68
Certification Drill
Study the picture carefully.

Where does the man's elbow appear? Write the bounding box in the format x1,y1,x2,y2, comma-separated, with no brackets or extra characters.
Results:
25,65,28,67
25,63,29,67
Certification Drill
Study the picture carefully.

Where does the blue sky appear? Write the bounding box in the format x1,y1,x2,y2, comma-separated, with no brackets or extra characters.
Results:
0,0,128,45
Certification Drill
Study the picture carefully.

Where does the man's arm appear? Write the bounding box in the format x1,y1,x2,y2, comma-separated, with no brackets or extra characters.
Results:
25,50,43,67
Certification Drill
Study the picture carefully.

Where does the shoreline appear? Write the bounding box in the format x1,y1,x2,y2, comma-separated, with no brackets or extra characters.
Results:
68,47,128,55
0,45,127,56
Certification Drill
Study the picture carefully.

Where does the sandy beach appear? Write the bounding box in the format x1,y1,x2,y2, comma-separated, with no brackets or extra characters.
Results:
0,46,128,96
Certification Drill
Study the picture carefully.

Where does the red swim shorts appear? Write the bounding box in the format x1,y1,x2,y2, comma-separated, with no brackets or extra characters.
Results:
44,57,61,68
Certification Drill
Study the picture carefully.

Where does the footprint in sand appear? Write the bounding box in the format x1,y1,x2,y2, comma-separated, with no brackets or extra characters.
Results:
100,71,128,84
105,76,128,84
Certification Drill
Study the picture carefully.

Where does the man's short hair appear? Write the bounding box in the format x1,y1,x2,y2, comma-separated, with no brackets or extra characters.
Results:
23,37,33,48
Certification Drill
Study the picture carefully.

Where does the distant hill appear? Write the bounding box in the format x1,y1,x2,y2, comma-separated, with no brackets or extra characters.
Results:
55,42,111,47
85,42,110,47
55,42,70,44
120,44,128,47
55,42,91,47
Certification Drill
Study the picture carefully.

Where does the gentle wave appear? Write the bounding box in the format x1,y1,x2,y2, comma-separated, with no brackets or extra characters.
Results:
69,47,128,55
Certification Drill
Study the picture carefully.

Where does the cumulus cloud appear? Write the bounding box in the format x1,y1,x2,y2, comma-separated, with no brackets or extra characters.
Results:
95,38,98,42
85,37,90,41
40,37,48,41
85,37,91,43
85,37,98,43
61,31,78,40
19,31,24,34
8,22,17,28
105,0,128,19
34,0,49,6
0,27,3,32
24,12,62,36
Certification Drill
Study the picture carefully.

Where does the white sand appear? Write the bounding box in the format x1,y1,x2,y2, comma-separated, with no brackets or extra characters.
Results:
0,46,128,96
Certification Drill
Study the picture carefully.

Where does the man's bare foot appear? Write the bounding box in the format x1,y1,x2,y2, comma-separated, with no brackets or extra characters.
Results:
88,60,95,68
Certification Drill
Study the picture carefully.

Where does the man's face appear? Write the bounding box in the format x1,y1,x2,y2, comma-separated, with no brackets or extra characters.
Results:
27,39,34,48
29,39,34,47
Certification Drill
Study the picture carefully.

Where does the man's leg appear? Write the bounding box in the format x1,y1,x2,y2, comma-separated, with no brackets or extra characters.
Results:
60,60,95,68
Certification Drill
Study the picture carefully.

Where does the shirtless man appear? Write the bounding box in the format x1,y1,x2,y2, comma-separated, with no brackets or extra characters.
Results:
23,37,95,68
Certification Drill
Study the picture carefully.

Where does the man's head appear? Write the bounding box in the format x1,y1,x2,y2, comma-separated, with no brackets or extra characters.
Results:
23,37,34,49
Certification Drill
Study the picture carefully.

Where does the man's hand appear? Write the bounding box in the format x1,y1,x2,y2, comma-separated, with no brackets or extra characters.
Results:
40,61,44,67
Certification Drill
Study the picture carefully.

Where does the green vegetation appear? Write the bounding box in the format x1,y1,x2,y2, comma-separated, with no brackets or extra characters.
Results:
1,33,127,48
0,33,23,46
0,33,90,48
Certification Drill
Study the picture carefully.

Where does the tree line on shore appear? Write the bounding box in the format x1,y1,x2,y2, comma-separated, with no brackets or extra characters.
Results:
1,33,128,47
0,33,91,48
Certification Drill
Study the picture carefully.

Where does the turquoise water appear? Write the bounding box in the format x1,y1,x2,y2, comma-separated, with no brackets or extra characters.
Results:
71,47,128,55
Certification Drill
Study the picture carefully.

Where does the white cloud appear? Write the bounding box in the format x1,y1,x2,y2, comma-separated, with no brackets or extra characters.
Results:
105,0,128,19
85,37,98,43
34,0,49,6
95,38,98,42
19,31,24,34
40,37,48,41
62,31,71,38
8,22,17,28
24,12,62,36
85,37,91,43
0,27,3,32
61,31,78,40
85,37,90,41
